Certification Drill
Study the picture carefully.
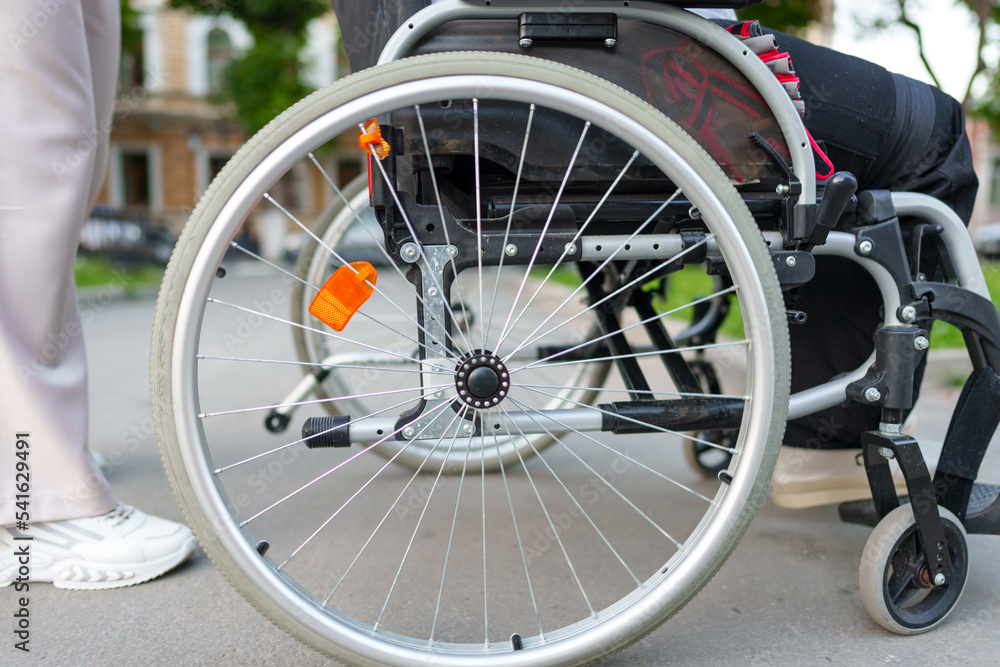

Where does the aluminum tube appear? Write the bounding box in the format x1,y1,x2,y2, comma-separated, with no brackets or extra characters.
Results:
349,407,605,443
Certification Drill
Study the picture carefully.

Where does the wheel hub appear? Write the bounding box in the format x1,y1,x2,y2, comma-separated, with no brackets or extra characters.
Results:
455,351,509,409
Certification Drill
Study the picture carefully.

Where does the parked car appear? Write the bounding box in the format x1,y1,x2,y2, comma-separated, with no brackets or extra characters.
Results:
975,224,1000,261
79,205,176,264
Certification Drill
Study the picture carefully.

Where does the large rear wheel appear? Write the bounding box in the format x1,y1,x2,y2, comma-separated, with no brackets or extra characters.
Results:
152,52,790,666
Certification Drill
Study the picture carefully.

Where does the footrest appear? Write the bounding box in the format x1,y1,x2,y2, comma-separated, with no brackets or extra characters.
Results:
838,483,1000,535
838,497,907,528
964,484,1000,535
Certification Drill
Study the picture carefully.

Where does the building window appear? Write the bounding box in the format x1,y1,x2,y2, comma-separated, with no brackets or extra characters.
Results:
209,154,232,182
120,29,145,90
990,157,1000,206
121,151,151,207
338,157,363,187
207,28,232,95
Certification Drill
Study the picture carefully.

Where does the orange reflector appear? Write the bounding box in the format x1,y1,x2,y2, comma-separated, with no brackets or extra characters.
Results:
309,261,377,332
359,118,390,159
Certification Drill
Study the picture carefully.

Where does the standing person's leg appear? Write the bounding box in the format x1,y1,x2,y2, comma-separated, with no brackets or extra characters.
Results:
0,0,117,523
0,0,195,590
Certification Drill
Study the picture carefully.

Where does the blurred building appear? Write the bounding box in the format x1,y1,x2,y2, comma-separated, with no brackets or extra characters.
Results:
971,119,1000,234
99,0,361,237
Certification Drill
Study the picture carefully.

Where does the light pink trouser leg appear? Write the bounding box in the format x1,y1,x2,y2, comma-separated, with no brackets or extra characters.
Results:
0,0,120,524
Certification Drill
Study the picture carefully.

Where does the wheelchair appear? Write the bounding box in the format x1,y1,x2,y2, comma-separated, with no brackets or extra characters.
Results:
149,1,1000,663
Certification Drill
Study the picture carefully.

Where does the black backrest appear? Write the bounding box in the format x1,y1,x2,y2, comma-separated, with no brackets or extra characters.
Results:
332,1,764,74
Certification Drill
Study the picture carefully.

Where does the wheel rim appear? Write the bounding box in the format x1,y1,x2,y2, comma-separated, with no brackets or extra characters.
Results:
162,62,784,665
881,513,968,630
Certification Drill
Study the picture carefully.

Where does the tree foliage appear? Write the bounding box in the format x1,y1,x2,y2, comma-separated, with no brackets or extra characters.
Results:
737,0,825,36
852,0,1000,143
859,0,998,109
169,0,330,133
121,0,143,54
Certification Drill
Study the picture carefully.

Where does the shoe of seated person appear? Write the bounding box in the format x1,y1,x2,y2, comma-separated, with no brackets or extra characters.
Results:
770,446,914,509
0,503,196,590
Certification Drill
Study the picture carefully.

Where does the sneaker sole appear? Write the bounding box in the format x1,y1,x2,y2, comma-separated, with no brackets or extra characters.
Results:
1,536,197,591
771,479,909,510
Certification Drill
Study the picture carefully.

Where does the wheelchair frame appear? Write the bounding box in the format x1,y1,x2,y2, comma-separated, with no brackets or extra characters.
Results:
385,0,995,422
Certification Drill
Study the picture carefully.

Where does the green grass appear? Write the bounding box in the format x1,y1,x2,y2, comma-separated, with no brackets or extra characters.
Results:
532,260,1000,347
74,256,164,295
534,263,745,339
660,261,1000,348
655,265,745,339
928,261,1000,349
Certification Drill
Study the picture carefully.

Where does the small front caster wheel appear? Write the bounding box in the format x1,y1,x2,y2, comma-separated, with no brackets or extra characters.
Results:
859,504,968,635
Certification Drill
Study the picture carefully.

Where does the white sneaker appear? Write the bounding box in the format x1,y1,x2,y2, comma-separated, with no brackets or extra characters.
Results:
770,447,913,509
0,504,196,590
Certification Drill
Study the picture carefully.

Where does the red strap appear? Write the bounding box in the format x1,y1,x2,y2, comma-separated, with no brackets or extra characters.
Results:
759,50,790,63
807,129,835,181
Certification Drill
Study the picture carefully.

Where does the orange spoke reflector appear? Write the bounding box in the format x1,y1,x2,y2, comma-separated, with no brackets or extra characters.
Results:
309,261,377,332
359,118,390,159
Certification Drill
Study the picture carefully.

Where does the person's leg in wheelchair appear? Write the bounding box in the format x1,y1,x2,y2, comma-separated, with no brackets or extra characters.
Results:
765,31,978,508
328,1,979,508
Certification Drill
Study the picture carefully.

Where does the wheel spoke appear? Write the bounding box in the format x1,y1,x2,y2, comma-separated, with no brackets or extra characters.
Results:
488,407,546,640
499,401,643,587
199,382,447,419
519,386,735,473
229,240,315,289
429,408,475,644
212,392,428,474
482,104,535,349
240,399,458,527
497,150,640,353
498,403,600,616
277,405,468,572
206,296,450,373
887,567,920,607
472,99,487,351
511,286,736,375
502,218,703,363
197,353,446,375
495,121,592,351
323,402,465,606
481,412,489,647
506,396,687,548
368,140,476,356
306,153,469,357
413,105,475,354
265,192,460,362
374,409,469,631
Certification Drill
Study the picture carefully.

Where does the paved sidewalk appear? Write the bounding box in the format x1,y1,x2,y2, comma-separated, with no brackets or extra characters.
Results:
2,286,998,666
